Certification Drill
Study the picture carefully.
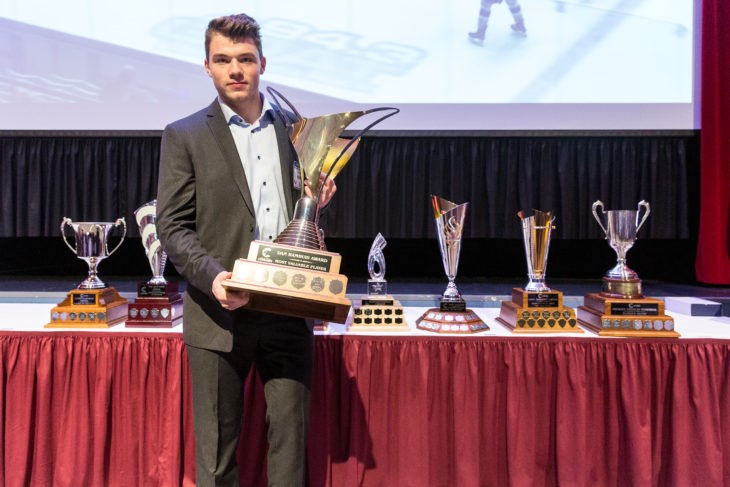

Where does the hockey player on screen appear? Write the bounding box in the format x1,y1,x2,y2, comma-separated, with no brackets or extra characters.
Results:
468,0,527,45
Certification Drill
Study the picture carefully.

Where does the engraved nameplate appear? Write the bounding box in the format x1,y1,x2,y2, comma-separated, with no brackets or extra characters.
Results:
138,284,169,297
362,297,394,306
72,293,97,306
526,293,560,308
253,244,333,273
440,300,467,312
609,302,660,316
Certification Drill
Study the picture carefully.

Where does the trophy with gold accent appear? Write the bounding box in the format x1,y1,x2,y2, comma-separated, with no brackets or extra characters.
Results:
126,200,183,327
577,200,678,337
416,196,488,333
496,210,581,333
46,217,128,328
348,233,409,331
222,88,399,324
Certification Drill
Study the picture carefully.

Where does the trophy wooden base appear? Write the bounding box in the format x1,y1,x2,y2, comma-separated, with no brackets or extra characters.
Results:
348,295,409,332
126,282,183,327
496,288,582,333
577,292,679,337
46,287,128,328
223,261,351,324
416,303,489,334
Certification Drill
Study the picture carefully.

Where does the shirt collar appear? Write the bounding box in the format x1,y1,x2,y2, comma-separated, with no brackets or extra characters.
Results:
219,94,274,128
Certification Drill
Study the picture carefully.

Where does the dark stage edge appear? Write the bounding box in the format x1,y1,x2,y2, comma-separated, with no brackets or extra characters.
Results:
1,276,728,308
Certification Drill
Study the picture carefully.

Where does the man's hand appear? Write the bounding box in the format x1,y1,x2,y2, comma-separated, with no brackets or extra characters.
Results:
304,171,337,208
212,271,250,310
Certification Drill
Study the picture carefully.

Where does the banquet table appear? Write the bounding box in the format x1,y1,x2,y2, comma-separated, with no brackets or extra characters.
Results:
1,303,730,487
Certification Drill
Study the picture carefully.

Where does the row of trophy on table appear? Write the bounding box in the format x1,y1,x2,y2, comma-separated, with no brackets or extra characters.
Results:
45,88,677,337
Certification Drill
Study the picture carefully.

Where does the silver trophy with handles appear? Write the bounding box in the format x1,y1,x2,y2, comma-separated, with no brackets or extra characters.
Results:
47,217,128,328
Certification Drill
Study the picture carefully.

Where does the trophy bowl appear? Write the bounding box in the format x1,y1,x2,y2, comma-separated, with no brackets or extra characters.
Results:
61,217,126,289
592,200,650,298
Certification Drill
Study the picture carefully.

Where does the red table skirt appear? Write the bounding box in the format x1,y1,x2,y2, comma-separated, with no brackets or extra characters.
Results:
2,332,729,486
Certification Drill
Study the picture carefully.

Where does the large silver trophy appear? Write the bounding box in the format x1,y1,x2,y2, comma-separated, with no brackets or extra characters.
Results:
349,233,408,331
577,200,677,337
496,210,580,333
47,217,128,328
223,88,399,323
127,200,183,327
592,200,650,298
416,195,488,333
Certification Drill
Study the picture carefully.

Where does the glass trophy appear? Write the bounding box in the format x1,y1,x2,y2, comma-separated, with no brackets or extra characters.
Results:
348,233,408,331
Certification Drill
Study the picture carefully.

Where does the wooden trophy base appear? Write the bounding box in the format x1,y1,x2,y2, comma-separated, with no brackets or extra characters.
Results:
348,295,409,332
46,287,128,328
126,282,183,327
577,292,679,337
496,288,582,333
496,288,583,333
223,241,351,324
416,301,489,334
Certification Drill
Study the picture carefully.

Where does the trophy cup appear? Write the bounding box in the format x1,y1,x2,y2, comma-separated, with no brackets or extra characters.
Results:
496,210,581,333
348,233,409,331
222,88,399,324
46,217,128,328
577,200,678,337
126,200,183,327
416,196,488,333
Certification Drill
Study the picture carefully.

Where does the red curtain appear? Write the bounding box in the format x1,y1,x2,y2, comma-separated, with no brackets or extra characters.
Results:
697,0,730,283
3,333,730,487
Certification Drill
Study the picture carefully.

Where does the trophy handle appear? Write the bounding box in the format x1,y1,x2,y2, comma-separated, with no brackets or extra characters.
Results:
591,200,608,236
316,106,399,204
106,218,127,257
635,200,651,233
60,217,77,254
266,86,304,128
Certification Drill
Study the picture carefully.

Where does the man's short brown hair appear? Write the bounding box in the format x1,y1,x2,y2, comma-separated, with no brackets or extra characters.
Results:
205,13,263,59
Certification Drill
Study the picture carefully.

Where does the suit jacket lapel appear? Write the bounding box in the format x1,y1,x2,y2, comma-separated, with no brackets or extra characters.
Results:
205,101,255,217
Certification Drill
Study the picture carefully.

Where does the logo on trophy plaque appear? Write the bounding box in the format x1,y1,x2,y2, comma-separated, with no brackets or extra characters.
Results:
577,200,679,337
416,196,489,334
496,210,581,333
222,88,399,324
348,233,409,331
46,217,128,328
126,200,183,327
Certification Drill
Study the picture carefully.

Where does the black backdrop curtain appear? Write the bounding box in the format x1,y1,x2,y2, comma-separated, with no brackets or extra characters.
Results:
0,132,696,240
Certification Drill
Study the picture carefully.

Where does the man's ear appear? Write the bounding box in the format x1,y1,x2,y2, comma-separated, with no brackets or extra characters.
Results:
260,56,267,75
204,58,212,77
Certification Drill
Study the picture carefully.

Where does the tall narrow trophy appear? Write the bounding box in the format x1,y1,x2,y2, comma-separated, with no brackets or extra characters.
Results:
577,200,678,337
46,217,128,328
222,88,399,324
416,196,488,333
496,210,581,333
348,233,409,331
126,200,183,327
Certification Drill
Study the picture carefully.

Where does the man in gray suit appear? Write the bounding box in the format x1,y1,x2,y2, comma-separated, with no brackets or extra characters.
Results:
156,13,335,487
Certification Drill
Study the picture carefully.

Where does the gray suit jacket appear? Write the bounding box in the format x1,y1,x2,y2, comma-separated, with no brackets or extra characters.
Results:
156,99,300,352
